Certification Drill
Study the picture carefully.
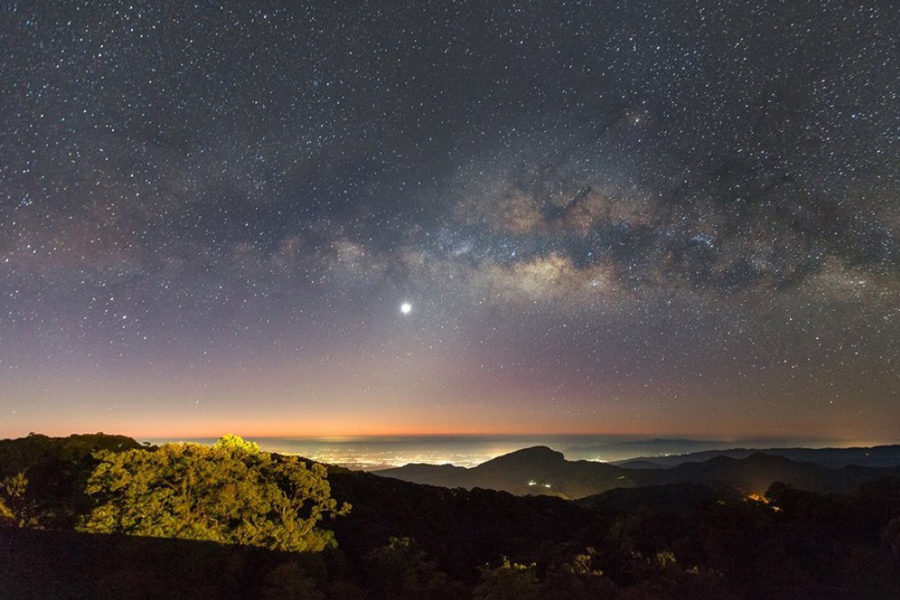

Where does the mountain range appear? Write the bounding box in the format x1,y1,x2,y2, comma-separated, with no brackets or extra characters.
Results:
374,445,900,499
612,444,900,469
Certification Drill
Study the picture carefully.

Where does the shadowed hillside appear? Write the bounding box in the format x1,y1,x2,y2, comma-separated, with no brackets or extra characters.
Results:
3,433,900,599
615,445,900,469
375,446,900,498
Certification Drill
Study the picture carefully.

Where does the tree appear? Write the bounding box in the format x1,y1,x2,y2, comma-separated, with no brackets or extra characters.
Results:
260,562,325,600
473,559,541,600
80,435,350,552
0,472,36,527
364,537,466,600
541,548,619,600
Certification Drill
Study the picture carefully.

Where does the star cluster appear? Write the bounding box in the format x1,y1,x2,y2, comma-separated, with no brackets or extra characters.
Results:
1,1,899,439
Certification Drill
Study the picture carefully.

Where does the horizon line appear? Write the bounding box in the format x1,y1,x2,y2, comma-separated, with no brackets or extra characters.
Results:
6,430,897,448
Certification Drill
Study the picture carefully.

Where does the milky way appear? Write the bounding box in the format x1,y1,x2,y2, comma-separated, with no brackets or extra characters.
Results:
1,1,899,439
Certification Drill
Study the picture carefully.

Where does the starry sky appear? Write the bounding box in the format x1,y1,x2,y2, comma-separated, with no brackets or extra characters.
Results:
2,1,899,441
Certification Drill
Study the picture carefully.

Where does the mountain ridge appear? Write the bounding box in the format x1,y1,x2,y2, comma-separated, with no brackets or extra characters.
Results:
613,444,900,469
374,445,900,499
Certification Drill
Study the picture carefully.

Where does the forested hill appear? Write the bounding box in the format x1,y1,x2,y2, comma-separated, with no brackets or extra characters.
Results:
0,432,143,472
3,433,900,599
374,445,900,498
613,444,900,469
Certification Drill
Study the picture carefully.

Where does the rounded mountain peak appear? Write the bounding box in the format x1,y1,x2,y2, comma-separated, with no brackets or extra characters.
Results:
477,446,566,470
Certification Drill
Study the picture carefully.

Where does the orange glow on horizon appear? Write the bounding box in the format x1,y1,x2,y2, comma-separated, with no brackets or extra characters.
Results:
8,415,896,448
4,386,898,444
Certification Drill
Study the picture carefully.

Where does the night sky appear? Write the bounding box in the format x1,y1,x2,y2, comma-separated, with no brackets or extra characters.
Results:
2,1,899,441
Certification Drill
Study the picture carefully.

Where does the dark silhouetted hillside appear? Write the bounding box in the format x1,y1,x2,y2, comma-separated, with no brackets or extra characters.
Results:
4,432,900,599
376,446,900,498
576,481,747,516
615,444,900,469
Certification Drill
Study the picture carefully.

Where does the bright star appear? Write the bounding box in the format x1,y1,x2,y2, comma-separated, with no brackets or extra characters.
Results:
400,302,412,314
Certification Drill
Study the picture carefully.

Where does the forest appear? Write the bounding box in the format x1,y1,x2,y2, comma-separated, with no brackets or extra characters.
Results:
2,433,900,599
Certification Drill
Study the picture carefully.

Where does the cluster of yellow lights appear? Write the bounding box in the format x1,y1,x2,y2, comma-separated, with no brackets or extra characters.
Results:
526,480,552,488
746,493,782,512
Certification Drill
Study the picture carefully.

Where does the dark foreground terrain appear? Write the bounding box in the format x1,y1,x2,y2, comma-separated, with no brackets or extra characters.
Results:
2,434,900,599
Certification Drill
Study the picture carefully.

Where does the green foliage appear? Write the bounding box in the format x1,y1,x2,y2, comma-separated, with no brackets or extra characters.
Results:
260,562,325,600
6,430,900,598
215,434,262,454
364,537,466,600
0,432,146,527
80,435,350,552
542,560,618,600
0,472,37,527
0,433,144,475
473,558,541,600
538,546,620,599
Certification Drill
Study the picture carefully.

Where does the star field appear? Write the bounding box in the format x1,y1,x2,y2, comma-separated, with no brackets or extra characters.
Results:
1,1,899,439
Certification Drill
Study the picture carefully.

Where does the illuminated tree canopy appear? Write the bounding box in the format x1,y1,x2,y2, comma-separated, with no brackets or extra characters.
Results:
0,472,31,527
80,435,350,552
